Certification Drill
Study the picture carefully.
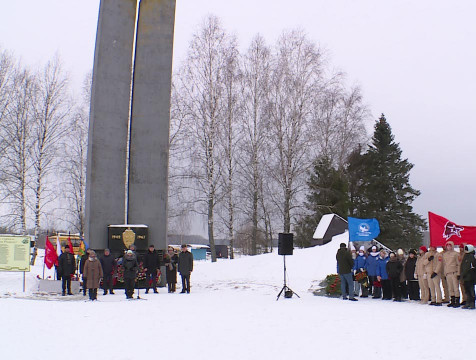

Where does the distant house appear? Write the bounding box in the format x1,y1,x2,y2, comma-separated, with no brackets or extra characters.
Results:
312,214,348,246
214,244,228,258
189,244,209,261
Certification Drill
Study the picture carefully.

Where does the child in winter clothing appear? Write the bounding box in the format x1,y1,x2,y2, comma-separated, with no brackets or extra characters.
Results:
366,245,380,298
377,250,391,300
415,246,430,304
423,246,443,306
442,241,461,307
353,246,368,297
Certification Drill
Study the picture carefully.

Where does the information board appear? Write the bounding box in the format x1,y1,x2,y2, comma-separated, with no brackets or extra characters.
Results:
0,236,31,272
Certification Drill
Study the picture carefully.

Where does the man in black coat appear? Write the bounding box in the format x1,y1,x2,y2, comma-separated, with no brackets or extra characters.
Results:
336,243,357,301
460,244,476,309
143,245,160,294
100,248,117,295
178,244,193,293
123,250,139,299
58,245,76,296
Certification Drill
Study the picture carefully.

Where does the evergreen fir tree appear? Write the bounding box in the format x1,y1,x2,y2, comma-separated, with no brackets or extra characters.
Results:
294,156,349,247
356,114,426,249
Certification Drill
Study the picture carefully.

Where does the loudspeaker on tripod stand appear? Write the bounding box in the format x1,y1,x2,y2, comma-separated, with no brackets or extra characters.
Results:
278,233,293,255
276,232,300,300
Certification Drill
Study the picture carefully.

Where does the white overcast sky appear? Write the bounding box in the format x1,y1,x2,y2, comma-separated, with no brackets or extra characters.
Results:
1,0,476,229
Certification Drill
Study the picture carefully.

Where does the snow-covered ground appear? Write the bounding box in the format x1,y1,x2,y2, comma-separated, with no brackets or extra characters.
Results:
1,235,474,360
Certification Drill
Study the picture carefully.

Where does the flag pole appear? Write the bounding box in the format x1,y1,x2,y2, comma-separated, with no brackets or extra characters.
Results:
42,230,48,280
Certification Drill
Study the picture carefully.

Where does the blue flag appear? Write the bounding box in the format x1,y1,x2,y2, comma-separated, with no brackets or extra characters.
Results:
348,217,380,242
80,234,89,250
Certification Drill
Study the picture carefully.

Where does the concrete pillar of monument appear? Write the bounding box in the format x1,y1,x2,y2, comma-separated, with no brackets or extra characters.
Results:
128,0,176,251
85,0,137,249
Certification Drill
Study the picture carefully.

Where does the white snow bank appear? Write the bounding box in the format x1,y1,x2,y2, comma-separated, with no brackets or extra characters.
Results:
1,236,475,360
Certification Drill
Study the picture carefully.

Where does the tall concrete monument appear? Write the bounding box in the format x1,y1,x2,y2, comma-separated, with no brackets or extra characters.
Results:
85,0,176,251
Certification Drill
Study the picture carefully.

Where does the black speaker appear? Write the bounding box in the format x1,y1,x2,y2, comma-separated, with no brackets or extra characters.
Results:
278,233,293,255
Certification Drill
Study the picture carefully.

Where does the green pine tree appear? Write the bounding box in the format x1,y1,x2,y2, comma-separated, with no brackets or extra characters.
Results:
294,156,349,248
354,114,426,249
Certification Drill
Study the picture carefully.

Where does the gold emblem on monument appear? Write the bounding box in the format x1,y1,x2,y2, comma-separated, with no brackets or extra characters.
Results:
122,228,136,249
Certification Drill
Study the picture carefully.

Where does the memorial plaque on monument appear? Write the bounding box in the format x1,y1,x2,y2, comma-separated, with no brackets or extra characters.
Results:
108,225,148,253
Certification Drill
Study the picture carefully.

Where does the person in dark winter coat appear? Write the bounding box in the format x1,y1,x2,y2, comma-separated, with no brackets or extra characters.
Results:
336,243,357,301
178,244,193,293
100,248,117,295
122,250,139,299
366,245,380,298
58,245,76,296
377,250,391,300
404,249,420,300
460,244,476,309
143,245,160,294
164,246,179,293
83,250,103,301
79,249,90,296
386,252,403,301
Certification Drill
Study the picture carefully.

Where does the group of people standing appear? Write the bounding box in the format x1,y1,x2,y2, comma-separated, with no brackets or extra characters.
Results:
73,244,194,300
336,241,476,309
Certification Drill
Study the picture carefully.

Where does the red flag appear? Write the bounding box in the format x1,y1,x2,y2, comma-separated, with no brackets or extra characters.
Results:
68,234,75,280
44,237,58,269
428,212,476,247
68,235,74,256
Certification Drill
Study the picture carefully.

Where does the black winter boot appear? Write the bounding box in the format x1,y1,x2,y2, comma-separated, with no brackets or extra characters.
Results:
453,297,460,308
447,296,455,307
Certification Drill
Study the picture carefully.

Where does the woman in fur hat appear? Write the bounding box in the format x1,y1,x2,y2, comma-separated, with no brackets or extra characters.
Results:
83,250,103,301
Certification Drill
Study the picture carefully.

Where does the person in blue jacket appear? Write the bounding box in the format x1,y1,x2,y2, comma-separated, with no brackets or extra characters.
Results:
353,246,368,297
366,245,380,298
376,249,392,300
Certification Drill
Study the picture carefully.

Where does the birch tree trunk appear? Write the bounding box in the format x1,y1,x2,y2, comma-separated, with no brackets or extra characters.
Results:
31,57,69,244
240,35,270,255
1,68,35,233
176,15,230,262
267,30,323,234
60,72,90,234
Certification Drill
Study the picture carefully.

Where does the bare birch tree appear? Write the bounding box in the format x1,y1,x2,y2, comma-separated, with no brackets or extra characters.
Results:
176,15,230,262
238,35,271,255
218,36,241,259
266,30,324,233
1,67,35,233
60,72,90,234
0,48,16,126
30,56,70,242
311,79,368,169
168,81,194,235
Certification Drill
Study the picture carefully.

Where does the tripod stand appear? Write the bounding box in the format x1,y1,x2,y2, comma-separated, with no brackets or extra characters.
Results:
276,255,300,301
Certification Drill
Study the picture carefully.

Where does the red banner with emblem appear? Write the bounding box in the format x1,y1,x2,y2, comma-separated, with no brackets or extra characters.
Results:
44,237,58,269
428,212,476,247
